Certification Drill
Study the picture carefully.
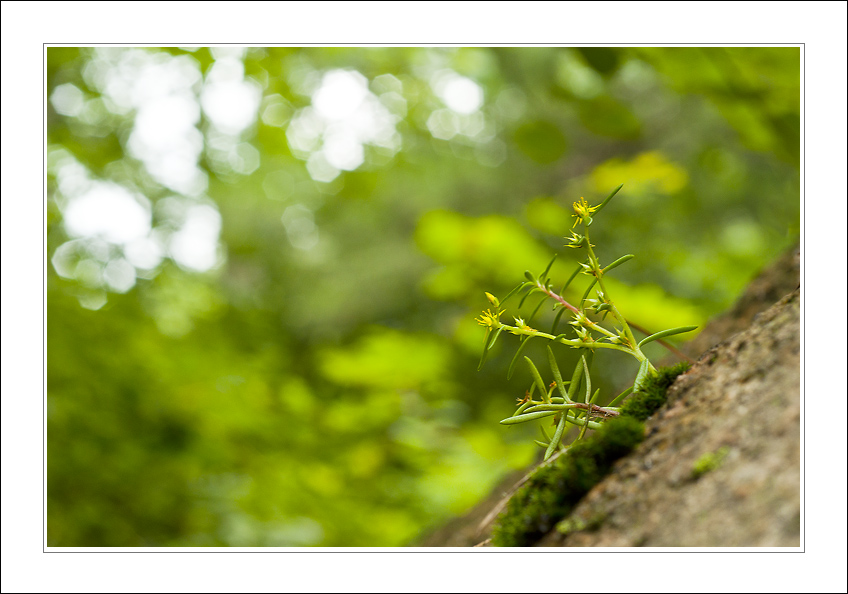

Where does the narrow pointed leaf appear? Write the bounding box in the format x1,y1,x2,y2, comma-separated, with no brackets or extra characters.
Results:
487,327,504,350
550,307,567,335
547,346,570,401
477,329,494,371
525,356,548,401
513,399,533,416
588,388,601,405
541,254,557,282
500,281,531,307
563,415,602,430
566,354,585,401
544,412,569,460
633,358,651,392
500,410,557,425
602,254,635,275
518,287,540,309
580,278,598,309
528,296,547,325
506,336,534,380
638,325,698,347
560,264,582,294
524,403,574,413
607,385,633,408
594,183,623,215
477,326,504,371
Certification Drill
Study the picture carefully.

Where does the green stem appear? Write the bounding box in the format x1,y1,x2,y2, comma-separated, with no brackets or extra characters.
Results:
537,281,617,341
583,225,650,366
492,321,633,354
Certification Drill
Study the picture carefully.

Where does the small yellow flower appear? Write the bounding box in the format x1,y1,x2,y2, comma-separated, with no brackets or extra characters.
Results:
475,308,505,327
578,261,596,276
513,317,538,333
569,311,589,328
565,230,594,249
571,197,599,228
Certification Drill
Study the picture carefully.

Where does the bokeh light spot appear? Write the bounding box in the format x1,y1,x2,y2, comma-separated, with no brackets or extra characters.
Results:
50,83,85,116
427,109,460,140
87,49,208,196
169,204,223,272
306,151,341,183
103,258,137,293
313,70,368,120
63,182,151,245
201,56,262,135
282,205,319,251
432,70,483,114
287,69,401,182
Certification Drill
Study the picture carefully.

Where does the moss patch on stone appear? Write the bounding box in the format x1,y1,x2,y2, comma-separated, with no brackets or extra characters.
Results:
619,362,691,421
691,446,730,479
490,362,690,547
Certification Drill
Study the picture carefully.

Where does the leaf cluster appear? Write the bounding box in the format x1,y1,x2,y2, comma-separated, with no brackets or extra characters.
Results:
477,186,696,458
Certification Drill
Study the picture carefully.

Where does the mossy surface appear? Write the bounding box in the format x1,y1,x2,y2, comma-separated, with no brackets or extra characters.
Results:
691,446,730,479
490,363,690,547
490,417,644,546
556,511,606,536
619,362,690,422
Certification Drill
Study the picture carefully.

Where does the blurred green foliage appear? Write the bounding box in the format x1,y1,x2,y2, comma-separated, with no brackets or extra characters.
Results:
46,46,799,546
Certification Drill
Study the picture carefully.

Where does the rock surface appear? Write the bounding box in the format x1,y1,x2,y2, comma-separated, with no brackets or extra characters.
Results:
540,288,800,546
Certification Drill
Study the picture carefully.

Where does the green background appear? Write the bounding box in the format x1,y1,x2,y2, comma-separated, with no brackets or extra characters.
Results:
46,46,799,546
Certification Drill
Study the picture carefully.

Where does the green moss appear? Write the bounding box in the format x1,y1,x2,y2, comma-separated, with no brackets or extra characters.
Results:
491,416,644,546
619,362,690,421
691,446,730,479
556,512,606,536
490,363,690,547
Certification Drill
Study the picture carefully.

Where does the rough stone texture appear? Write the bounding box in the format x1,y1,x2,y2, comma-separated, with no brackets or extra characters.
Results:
539,288,800,547
418,244,800,547
680,244,800,361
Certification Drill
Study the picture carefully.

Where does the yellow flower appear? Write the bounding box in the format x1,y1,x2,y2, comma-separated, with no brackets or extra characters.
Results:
512,317,538,333
571,197,599,228
565,230,594,249
475,308,504,327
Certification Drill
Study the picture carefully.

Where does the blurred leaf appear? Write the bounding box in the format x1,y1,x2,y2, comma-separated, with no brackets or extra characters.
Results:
578,96,641,139
576,47,620,77
319,328,451,390
513,119,568,164
525,197,572,237
591,151,689,198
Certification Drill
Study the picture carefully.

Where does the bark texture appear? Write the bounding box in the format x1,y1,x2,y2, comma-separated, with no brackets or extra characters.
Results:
419,245,800,547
